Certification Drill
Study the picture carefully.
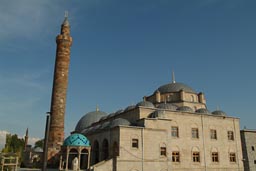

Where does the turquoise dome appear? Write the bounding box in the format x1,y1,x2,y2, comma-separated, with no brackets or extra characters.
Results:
63,133,90,147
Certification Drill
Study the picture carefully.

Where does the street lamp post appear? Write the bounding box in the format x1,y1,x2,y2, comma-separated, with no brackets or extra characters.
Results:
42,112,51,171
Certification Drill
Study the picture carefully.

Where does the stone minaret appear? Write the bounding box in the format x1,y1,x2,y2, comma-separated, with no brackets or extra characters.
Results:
24,128,28,150
48,14,72,160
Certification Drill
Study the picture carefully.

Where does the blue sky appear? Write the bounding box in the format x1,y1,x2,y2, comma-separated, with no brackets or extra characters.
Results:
0,0,255,148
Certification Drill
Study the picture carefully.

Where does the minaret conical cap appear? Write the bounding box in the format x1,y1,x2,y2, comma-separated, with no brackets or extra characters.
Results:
62,11,70,26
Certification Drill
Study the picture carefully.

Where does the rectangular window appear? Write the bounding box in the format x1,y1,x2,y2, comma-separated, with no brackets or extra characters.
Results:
160,147,167,156
212,152,219,162
210,129,217,140
254,160,256,164
172,151,180,162
228,131,234,140
192,152,200,162
171,126,179,138
192,128,199,139
229,153,236,162
252,146,255,151
132,139,139,148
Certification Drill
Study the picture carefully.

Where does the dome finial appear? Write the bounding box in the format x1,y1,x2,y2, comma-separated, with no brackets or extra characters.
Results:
96,104,99,112
172,70,176,83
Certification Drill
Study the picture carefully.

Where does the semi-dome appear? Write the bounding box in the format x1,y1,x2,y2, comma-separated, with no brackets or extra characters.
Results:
158,103,177,111
212,110,227,116
110,118,131,128
136,101,155,108
196,108,211,114
149,110,166,118
177,106,194,112
156,82,196,94
63,133,90,147
75,110,108,132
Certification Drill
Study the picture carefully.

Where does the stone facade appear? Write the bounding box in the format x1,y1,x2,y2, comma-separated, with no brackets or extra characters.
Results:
48,16,72,162
74,80,244,171
240,129,256,171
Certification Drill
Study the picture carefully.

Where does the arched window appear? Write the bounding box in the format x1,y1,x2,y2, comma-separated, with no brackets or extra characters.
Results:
229,148,236,163
172,146,180,162
211,148,219,163
102,139,109,160
192,147,200,163
93,140,99,164
160,143,167,157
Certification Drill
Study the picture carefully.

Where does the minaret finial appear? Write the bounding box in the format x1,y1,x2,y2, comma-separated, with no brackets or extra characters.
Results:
26,128,28,136
62,11,70,26
64,11,69,18
96,105,99,112
172,70,176,83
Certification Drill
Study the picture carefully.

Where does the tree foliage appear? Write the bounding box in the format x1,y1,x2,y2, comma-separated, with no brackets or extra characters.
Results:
1,134,25,154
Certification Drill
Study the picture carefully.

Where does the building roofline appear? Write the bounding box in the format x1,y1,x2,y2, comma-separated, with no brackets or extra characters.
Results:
240,129,256,133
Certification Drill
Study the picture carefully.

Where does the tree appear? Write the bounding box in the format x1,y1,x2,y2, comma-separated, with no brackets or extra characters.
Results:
2,134,24,153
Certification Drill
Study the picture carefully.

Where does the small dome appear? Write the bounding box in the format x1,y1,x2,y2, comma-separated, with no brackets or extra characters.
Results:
100,115,108,121
107,112,115,118
149,110,166,118
212,110,227,116
196,108,210,114
63,133,90,147
75,110,108,132
33,147,43,153
136,101,155,108
156,82,196,94
100,121,111,129
177,106,194,112
158,103,177,111
124,105,136,112
110,118,131,128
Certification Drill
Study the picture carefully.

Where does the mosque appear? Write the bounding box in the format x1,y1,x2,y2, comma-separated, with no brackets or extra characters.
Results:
46,15,244,171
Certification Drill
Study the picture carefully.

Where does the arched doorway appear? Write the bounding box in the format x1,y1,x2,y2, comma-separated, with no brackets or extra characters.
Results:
80,148,89,169
68,148,78,169
102,139,109,160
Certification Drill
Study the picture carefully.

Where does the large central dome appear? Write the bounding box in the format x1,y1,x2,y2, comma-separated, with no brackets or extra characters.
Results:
75,110,108,132
156,82,195,94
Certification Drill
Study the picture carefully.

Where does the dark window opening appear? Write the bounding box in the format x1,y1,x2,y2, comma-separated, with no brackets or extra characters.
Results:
132,139,139,148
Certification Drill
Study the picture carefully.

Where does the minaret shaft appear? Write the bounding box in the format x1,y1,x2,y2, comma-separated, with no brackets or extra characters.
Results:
47,17,72,161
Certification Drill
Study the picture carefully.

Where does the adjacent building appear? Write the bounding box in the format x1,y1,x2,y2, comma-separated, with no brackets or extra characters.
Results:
241,129,256,171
